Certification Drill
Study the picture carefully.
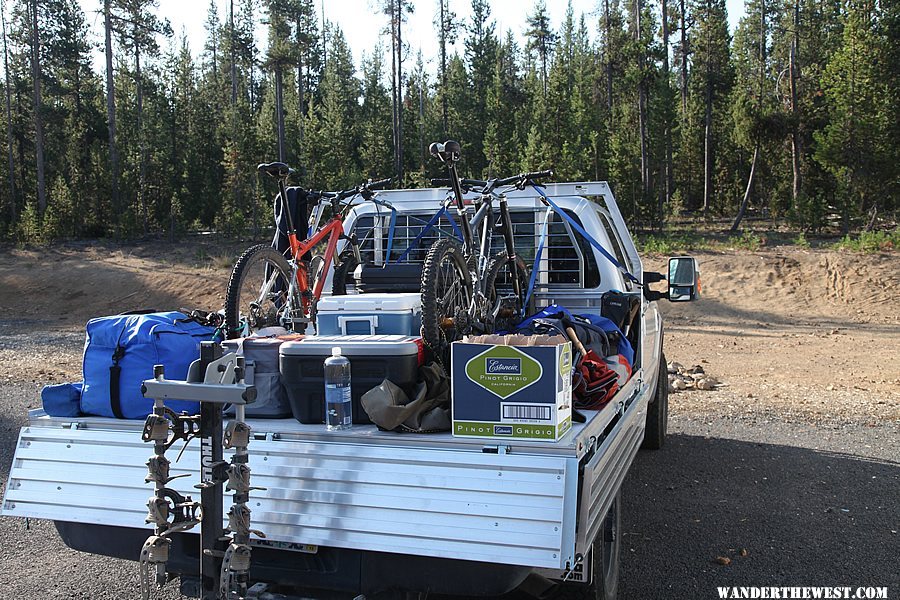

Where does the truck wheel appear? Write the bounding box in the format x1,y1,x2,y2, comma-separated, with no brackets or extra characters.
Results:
548,492,621,600
641,352,668,450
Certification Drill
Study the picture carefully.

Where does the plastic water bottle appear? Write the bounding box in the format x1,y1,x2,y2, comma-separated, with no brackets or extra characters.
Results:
324,347,352,430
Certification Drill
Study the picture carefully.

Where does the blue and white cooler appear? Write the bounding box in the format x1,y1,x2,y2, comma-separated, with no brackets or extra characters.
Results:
316,293,422,336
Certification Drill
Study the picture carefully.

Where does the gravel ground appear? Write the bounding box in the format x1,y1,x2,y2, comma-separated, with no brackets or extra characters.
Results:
619,413,900,600
2,385,897,598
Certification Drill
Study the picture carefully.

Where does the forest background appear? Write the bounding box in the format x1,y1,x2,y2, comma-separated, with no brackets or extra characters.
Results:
0,0,897,244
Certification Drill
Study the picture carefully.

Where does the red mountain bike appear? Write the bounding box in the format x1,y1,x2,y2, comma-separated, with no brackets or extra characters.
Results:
223,162,390,338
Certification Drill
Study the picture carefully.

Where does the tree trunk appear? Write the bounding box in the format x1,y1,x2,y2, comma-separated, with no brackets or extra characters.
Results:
730,143,758,232
230,0,237,106
137,45,148,234
2,3,16,223
29,0,46,216
296,18,304,145
396,0,404,183
702,89,712,213
418,70,425,173
679,0,688,116
788,0,801,209
702,0,712,214
604,0,613,115
104,0,120,227
275,65,285,161
439,0,448,132
635,0,649,199
660,0,673,227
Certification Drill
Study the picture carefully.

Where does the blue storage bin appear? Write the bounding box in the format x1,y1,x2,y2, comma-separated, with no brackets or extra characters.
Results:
316,293,422,336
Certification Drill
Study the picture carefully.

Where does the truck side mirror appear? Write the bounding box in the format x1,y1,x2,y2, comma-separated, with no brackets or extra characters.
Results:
668,256,700,302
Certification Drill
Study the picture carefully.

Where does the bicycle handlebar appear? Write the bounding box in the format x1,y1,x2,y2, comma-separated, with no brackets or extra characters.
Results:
312,177,392,203
366,178,392,191
430,170,554,192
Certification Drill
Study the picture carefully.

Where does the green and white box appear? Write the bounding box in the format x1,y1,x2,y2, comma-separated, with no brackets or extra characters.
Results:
451,340,573,442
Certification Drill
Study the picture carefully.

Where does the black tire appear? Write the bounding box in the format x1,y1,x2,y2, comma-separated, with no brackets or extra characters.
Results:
420,238,472,359
331,251,360,296
641,352,669,450
484,251,536,330
224,244,297,338
308,254,325,292
548,491,622,600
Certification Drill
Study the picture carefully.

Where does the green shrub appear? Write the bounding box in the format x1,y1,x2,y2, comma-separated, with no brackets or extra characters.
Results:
831,230,898,253
726,231,764,251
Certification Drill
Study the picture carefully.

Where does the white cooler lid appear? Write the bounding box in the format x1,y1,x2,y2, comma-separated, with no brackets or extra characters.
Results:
280,334,423,356
317,292,421,312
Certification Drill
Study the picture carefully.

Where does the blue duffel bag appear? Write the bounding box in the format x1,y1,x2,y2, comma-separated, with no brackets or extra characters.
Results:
80,311,216,419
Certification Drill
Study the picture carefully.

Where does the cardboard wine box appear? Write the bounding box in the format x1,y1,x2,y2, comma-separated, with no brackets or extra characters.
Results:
451,338,573,442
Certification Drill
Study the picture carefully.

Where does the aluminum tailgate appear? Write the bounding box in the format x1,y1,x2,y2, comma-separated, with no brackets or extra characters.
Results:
2,416,583,569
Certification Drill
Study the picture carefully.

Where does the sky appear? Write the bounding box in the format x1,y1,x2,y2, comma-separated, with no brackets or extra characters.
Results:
76,0,747,73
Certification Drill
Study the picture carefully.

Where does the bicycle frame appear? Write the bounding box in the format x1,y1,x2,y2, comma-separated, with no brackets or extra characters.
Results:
443,162,523,304
275,178,346,315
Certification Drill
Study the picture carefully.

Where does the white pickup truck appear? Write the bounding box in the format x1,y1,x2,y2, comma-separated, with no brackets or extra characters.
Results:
1,182,698,600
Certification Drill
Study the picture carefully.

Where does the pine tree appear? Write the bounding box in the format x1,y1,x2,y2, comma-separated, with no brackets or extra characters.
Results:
483,31,526,177
359,47,393,180
2,0,17,226
435,0,456,134
311,25,360,188
814,0,893,231
689,0,733,214
525,0,556,97
463,0,498,177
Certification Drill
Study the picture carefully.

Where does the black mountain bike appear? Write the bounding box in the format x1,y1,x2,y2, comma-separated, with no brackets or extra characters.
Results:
421,140,552,358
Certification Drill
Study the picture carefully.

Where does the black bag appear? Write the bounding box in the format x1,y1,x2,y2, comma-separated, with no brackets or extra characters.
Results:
601,291,641,335
272,186,311,258
354,263,423,293
515,314,616,359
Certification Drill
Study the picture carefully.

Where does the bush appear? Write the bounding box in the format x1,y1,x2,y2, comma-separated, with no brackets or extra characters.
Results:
831,230,898,253
726,231,764,251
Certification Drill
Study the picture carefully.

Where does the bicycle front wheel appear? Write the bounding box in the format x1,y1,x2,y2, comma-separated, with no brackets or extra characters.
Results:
420,238,473,357
224,244,299,338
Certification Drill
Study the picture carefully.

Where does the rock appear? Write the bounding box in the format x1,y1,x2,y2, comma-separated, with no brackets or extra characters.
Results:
668,361,683,374
672,378,688,391
715,556,732,566
696,377,717,390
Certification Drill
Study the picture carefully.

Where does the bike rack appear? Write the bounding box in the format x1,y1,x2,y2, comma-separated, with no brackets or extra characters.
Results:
139,341,260,600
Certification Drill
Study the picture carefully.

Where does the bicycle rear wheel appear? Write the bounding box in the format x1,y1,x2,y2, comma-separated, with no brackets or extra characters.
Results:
224,244,300,338
485,252,535,331
331,251,360,295
420,238,473,360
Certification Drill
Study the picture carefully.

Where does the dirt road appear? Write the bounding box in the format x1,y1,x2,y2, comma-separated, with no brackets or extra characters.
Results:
0,243,897,598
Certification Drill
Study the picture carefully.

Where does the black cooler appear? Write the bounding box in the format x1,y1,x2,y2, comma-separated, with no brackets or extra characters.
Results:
279,335,424,424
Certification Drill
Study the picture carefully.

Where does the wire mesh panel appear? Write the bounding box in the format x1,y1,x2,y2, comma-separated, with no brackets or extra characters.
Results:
350,207,601,291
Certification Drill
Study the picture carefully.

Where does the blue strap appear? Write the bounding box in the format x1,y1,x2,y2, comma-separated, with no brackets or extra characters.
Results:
525,208,552,309
445,210,462,240
384,208,398,264
531,185,640,284
397,206,462,262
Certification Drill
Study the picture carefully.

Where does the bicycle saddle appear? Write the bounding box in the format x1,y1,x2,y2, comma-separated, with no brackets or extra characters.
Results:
429,140,461,162
257,162,293,178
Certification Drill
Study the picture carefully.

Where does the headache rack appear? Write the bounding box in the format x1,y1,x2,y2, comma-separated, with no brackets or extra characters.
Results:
350,205,601,292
